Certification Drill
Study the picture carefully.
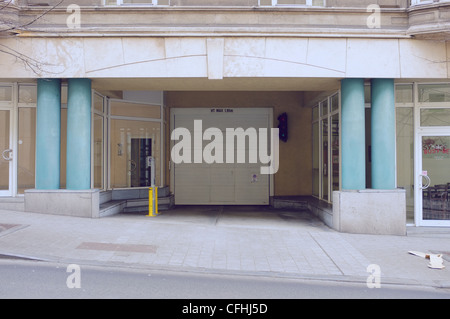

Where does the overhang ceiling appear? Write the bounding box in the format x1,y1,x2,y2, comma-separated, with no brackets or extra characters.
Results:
91,77,342,93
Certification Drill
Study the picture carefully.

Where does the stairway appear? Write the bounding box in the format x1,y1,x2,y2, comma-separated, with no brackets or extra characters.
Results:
99,187,174,217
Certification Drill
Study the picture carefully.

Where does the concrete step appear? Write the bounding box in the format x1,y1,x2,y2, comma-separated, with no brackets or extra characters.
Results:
123,196,174,213
100,194,174,216
271,196,309,210
0,197,25,212
99,200,126,217
99,190,112,205
112,186,170,201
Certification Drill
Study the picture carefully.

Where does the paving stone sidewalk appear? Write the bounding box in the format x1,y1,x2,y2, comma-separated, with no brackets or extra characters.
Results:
0,206,449,288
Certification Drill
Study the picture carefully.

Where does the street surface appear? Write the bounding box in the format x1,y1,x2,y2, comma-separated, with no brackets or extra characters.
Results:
0,259,449,300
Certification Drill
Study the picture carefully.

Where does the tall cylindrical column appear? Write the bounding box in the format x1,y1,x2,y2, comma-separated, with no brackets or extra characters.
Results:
66,78,91,190
341,78,366,190
36,79,61,190
371,78,396,189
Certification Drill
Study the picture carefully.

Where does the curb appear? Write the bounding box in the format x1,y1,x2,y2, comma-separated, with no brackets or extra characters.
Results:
1,250,449,290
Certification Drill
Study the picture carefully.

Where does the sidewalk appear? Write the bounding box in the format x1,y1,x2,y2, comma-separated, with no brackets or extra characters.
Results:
0,205,449,289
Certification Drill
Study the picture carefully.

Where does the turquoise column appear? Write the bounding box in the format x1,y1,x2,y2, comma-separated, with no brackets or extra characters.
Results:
36,79,61,190
371,79,396,189
66,79,92,190
341,78,366,190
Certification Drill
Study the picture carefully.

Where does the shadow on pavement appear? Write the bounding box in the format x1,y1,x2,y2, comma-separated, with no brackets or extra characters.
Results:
118,205,330,230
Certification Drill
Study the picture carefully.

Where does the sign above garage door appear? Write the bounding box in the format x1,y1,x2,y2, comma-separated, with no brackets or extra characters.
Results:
170,108,274,205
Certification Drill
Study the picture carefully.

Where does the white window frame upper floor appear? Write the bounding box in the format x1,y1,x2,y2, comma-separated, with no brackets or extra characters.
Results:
259,0,325,6
105,0,325,6
105,0,169,6
411,0,450,6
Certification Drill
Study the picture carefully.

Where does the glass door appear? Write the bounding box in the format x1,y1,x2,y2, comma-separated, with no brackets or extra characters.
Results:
417,133,450,226
109,99,162,189
0,109,12,196
130,138,152,187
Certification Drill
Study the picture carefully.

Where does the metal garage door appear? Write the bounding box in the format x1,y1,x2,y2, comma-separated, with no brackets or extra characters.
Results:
171,108,272,205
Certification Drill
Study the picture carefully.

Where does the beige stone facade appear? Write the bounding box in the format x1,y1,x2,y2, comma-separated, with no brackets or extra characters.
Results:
1,0,450,232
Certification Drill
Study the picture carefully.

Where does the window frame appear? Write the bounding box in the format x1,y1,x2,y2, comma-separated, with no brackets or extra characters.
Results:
312,91,340,203
410,0,448,6
258,0,325,6
105,0,168,6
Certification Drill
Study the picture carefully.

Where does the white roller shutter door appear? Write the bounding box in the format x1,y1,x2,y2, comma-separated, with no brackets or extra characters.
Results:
171,108,272,205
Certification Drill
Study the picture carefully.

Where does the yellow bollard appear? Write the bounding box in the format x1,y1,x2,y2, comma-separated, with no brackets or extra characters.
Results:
148,187,153,216
148,187,159,217
154,187,158,216
155,187,158,215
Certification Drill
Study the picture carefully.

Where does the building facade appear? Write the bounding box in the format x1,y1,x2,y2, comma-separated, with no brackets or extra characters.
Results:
0,0,450,234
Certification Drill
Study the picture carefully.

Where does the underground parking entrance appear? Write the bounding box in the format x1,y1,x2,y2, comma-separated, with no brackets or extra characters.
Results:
119,204,329,231
98,89,323,225
94,88,336,232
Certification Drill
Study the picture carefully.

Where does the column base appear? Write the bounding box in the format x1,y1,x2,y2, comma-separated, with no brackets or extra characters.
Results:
333,189,406,235
24,189,100,218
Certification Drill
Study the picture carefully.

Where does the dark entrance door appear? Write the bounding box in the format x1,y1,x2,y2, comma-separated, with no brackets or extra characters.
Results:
130,138,152,187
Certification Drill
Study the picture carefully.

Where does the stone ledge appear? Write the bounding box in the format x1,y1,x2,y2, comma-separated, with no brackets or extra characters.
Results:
16,6,409,38
407,1,450,39
24,189,100,218
333,189,406,235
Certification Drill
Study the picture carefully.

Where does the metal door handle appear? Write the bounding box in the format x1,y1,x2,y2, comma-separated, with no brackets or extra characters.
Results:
146,156,153,169
129,160,137,172
2,149,12,161
419,174,431,190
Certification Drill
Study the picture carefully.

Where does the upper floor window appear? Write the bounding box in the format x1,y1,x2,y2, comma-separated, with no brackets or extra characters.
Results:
105,0,169,5
259,0,325,6
104,0,325,6
411,0,449,5
104,0,326,6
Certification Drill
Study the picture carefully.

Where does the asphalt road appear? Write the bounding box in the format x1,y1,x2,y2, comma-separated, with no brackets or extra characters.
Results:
0,259,449,302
